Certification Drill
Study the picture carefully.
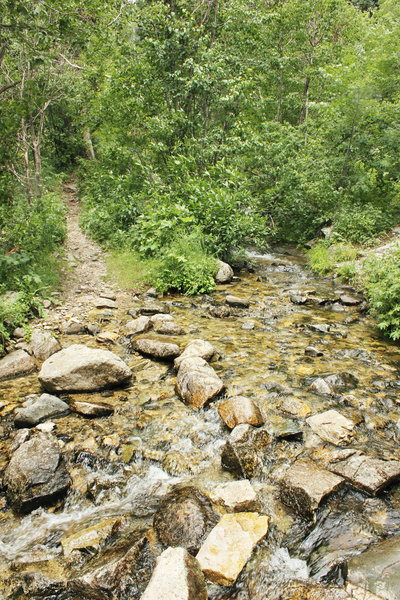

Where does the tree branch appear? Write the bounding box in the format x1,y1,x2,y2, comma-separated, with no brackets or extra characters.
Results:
107,1,126,27
0,80,21,95
59,53,85,70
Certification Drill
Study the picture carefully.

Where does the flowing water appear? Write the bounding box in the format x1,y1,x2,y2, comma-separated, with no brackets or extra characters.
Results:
1,245,400,599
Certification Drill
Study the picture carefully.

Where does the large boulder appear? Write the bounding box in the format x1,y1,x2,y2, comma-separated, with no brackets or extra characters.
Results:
176,356,224,410
29,330,61,361
218,396,264,429
38,344,132,392
14,393,69,427
141,547,207,600
0,349,36,382
135,338,180,360
221,424,271,478
153,487,218,554
279,459,344,519
174,339,214,369
3,433,71,512
196,513,269,586
215,261,234,284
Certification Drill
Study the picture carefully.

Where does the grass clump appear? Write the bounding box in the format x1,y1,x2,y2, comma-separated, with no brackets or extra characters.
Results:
105,251,159,291
308,240,358,281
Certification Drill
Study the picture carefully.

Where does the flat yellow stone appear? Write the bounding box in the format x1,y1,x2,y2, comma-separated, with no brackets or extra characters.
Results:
61,519,116,556
296,365,315,376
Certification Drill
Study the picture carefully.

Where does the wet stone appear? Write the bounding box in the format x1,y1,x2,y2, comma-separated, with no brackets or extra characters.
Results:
153,320,185,335
174,339,214,369
62,319,87,335
141,547,207,600
221,424,271,478
4,433,71,512
124,316,151,337
215,260,234,284
279,459,344,519
347,535,400,600
226,295,250,308
324,372,358,392
218,396,264,429
29,330,61,362
69,400,114,418
96,331,120,344
309,377,334,396
135,338,180,360
339,293,362,306
307,410,355,446
153,487,218,554
276,582,353,600
196,512,269,586
279,397,312,418
265,417,303,440
210,305,231,318
61,518,117,556
176,356,224,410
139,301,170,315
308,323,330,334
210,480,257,511
290,294,308,305
0,349,36,382
14,394,69,427
305,346,324,357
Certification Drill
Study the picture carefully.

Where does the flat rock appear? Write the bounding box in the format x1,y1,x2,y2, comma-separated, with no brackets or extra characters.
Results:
210,480,257,511
279,397,312,418
4,433,71,512
38,344,132,392
61,519,117,556
307,410,355,446
139,301,170,315
279,459,344,519
62,319,87,335
196,512,269,586
226,295,249,308
153,487,218,553
96,331,120,344
135,338,180,360
150,313,173,326
221,424,271,478
324,449,400,495
347,535,400,600
93,297,117,309
29,330,61,361
309,377,334,395
141,547,207,600
176,356,224,410
70,400,114,418
215,261,234,284
174,339,215,369
153,321,185,335
14,394,69,427
124,316,151,337
218,396,264,429
339,294,362,306
0,349,36,381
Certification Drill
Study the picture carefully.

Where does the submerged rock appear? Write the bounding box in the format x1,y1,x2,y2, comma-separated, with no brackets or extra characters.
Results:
226,295,250,308
62,518,117,557
309,377,334,396
141,547,207,600
38,344,132,392
135,338,180,360
279,397,312,418
218,396,264,429
29,330,61,361
0,349,36,382
210,480,257,511
215,261,234,284
196,512,269,586
210,305,231,318
221,424,271,478
307,410,355,446
176,356,224,410
4,433,71,512
279,459,344,519
70,400,114,418
14,394,69,427
153,487,218,554
174,339,215,369
305,346,324,357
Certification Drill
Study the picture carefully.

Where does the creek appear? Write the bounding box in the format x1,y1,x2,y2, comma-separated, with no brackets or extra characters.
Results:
1,245,400,599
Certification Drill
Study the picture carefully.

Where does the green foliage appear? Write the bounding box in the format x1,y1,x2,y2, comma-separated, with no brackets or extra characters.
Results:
334,200,400,243
364,248,400,340
105,251,158,291
154,232,217,295
308,240,359,278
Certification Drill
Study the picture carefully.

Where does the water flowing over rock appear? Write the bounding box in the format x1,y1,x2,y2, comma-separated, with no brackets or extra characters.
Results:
307,410,355,446
210,480,257,511
61,518,117,556
123,316,151,337
196,512,269,585
174,339,215,369
135,338,180,360
153,487,218,554
14,393,69,427
29,329,62,361
0,349,36,382
141,547,207,600
218,396,264,429
4,433,71,512
215,261,234,284
279,460,344,519
38,344,132,392
309,377,334,395
176,356,224,410
221,424,271,478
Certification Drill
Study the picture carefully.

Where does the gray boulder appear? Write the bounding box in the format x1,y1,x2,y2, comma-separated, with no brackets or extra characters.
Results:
135,338,180,360
176,356,224,410
62,319,88,335
29,330,61,361
0,349,36,382
174,339,214,369
4,433,70,512
215,261,234,284
153,321,185,336
38,344,132,392
124,316,151,337
14,394,69,427
139,301,170,315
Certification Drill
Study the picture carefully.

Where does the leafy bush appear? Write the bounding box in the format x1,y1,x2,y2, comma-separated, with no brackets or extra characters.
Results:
334,201,400,243
364,248,400,340
308,241,358,278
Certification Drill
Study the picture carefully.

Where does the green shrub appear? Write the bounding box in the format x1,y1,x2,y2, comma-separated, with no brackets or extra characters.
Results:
334,202,399,243
364,248,400,340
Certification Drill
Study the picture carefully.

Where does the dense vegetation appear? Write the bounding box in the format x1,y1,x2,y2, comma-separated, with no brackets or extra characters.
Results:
1,0,400,345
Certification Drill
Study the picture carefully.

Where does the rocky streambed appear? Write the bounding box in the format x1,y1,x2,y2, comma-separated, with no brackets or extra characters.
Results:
1,247,400,599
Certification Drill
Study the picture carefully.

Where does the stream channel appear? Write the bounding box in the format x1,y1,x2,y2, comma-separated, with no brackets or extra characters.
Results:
1,246,400,599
